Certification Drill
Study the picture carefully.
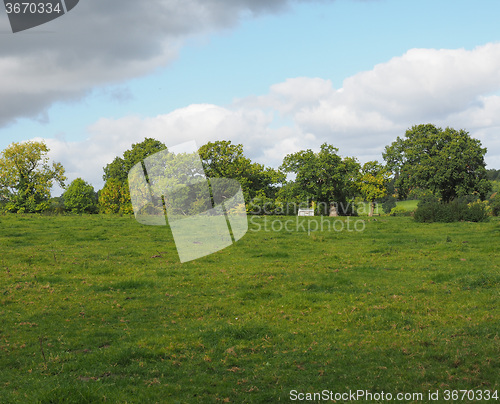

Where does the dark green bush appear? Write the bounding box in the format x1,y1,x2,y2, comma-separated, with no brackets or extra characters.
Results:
389,206,411,216
414,195,489,223
248,194,282,215
47,197,66,214
464,199,490,222
381,196,397,214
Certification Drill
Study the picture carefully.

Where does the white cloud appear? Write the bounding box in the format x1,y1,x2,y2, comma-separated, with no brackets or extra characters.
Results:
0,0,326,127
240,77,336,115
41,104,277,193
264,43,500,165
288,43,500,133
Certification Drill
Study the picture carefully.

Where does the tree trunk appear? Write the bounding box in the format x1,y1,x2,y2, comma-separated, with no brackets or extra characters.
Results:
369,200,375,217
329,204,338,217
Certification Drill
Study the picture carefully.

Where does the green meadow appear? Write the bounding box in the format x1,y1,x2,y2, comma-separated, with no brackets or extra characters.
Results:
0,214,498,403
354,199,418,216
395,200,420,212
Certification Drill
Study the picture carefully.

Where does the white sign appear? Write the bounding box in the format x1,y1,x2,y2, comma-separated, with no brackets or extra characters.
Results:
298,209,314,216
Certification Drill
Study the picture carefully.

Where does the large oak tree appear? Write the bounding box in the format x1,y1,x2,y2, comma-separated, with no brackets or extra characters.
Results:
198,140,284,202
0,141,66,212
383,124,491,202
280,143,360,215
101,138,167,213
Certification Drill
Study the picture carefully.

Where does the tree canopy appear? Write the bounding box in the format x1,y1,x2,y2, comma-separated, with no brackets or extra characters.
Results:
383,124,491,202
358,161,390,216
101,138,167,213
0,141,66,212
63,178,97,214
1,125,494,216
99,178,132,214
198,140,284,201
280,143,360,215
103,138,167,183
486,169,500,182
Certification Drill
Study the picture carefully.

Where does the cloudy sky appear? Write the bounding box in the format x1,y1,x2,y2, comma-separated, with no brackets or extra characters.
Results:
1,0,500,194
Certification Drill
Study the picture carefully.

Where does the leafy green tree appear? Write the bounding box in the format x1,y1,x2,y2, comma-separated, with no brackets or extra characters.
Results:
103,138,167,183
486,169,500,199
102,138,166,213
137,149,206,217
198,141,247,178
377,178,396,213
358,161,390,216
198,140,284,202
0,141,66,212
490,181,500,196
274,181,305,215
99,178,132,214
280,143,360,215
63,178,97,213
486,169,500,182
383,124,491,202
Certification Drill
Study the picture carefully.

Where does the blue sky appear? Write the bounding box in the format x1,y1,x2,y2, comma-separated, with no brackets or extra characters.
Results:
1,0,500,192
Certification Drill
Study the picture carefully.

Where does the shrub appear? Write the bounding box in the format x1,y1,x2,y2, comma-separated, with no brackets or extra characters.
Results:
414,195,489,223
389,206,411,216
381,196,397,214
3,193,49,213
63,178,98,214
490,192,500,216
47,197,66,214
465,199,490,222
99,179,132,214
247,192,280,215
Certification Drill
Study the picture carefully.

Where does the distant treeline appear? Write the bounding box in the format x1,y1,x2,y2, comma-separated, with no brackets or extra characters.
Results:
487,169,500,182
1,124,499,216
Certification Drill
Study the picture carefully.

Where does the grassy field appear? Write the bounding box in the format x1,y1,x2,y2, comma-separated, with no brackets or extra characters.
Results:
356,200,418,216
395,200,420,212
0,214,498,403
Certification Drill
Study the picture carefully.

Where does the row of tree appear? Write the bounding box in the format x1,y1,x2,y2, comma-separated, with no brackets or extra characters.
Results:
487,168,500,182
0,124,496,216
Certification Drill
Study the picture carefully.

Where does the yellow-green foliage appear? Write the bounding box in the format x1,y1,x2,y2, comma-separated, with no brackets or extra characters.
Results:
468,199,491,215
99,178,132,214
0,141,66,212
